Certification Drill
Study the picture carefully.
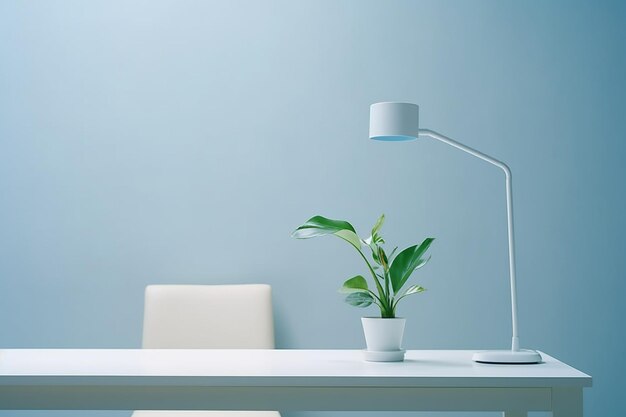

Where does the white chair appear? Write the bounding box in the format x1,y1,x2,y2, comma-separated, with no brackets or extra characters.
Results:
132,284,280,417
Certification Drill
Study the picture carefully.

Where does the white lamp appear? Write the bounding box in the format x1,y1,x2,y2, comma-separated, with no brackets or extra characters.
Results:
369,102,541,364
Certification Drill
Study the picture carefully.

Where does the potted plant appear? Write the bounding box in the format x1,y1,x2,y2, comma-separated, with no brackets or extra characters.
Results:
292,214,434,361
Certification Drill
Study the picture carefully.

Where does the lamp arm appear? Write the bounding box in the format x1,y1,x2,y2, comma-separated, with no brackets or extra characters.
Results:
418,128,520,352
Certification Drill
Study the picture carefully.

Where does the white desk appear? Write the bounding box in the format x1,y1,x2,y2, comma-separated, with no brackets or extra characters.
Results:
0,349,591,416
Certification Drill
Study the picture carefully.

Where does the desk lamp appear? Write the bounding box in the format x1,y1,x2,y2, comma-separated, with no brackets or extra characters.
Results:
369,102,541,364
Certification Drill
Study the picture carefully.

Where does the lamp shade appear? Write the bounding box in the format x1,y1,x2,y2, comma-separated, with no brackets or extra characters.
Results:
369,102,419,141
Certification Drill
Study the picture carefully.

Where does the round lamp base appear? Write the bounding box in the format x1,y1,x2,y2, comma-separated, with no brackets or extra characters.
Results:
472,349,542,364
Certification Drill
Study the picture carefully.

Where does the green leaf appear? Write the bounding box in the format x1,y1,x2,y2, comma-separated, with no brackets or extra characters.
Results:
291,215,356,237
378,246,388,268
393,285,427,311
371,214,385,237
387,246,399,263
339,275,369,293
370,245,381,265
403,284,426,296
389,238,434,293
291,215,361,250
366,214,385,247
335,229,362,250
413,255,431,270
345,292,374,307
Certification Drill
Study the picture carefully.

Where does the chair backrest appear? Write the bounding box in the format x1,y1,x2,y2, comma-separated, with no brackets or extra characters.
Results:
142,284,275,349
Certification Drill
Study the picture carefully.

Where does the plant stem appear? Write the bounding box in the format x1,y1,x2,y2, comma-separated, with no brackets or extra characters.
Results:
364,289,385,309
354,248,392,317
380,246,394,317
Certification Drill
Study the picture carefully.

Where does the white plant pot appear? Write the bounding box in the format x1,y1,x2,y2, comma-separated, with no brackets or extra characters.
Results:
361,317,406,361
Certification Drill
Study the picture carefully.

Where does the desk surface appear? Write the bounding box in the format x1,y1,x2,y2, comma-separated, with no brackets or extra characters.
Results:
0,349,592,413
0,349,591,388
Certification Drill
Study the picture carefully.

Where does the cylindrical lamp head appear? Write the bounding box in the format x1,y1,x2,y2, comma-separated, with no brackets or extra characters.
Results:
369,102,419,141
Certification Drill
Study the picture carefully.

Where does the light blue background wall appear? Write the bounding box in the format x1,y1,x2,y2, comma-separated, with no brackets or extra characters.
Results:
1,1,624,416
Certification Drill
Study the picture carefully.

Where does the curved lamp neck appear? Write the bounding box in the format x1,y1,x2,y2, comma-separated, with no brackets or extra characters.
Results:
418,128,520,352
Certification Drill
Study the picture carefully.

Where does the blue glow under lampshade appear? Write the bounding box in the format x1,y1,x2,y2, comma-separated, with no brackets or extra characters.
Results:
369,102,419,141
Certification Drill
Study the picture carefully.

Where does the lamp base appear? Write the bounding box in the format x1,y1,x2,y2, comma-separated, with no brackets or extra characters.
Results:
472,349,542,364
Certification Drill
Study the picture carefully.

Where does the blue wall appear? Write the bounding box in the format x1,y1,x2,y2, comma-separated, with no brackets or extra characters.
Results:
1,1,624,416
